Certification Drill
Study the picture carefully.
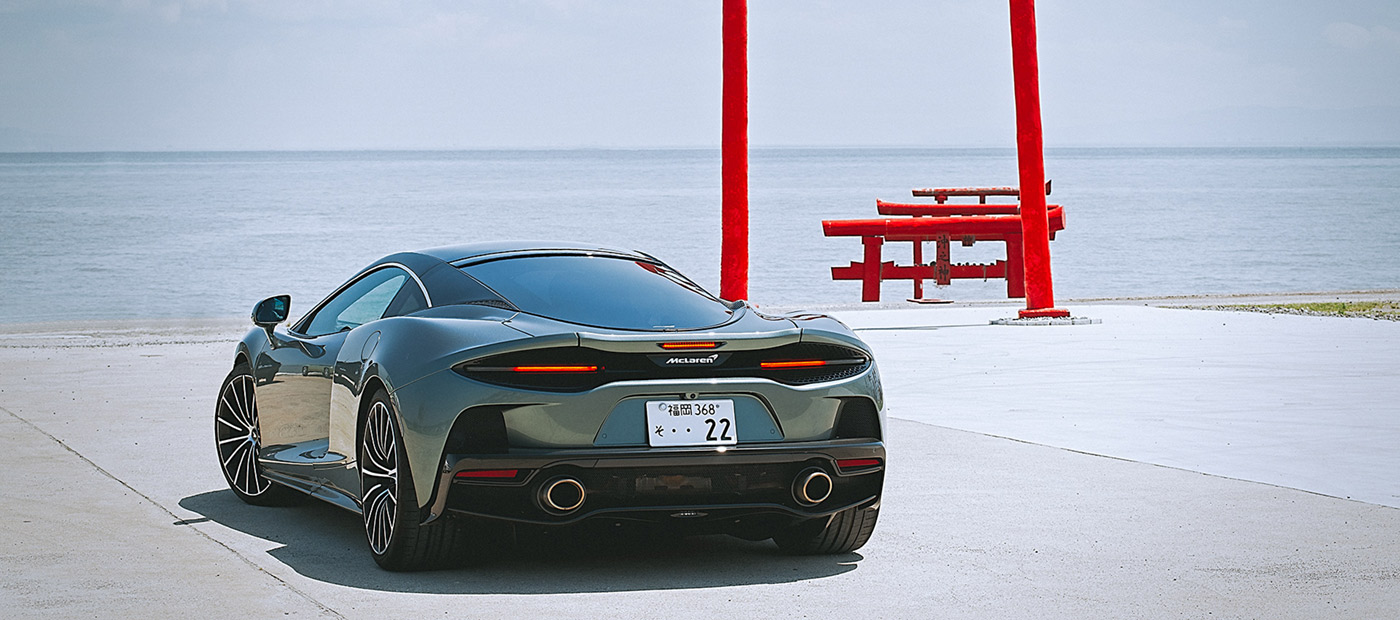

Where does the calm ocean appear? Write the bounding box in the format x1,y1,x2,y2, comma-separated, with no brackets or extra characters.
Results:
2,147,1397,324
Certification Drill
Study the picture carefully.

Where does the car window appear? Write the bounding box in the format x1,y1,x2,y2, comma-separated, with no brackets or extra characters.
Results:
302,268,412,337
383,277,428,318
460,255,733,330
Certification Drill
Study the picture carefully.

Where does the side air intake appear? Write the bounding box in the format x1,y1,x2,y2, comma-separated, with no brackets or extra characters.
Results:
833,398,881,441
443,406,510,454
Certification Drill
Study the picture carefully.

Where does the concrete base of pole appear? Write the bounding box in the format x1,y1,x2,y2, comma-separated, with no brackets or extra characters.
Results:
1018,306,1071,319
992,315,1101,326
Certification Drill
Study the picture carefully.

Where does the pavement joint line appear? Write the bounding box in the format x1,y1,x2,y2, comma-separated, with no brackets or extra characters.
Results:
854,323,988,331
0,338,230,350
0,402,346,619
888,414,1400,512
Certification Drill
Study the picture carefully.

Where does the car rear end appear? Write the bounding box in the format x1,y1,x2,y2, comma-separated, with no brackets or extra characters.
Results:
394,247,885,548
421,327,884,537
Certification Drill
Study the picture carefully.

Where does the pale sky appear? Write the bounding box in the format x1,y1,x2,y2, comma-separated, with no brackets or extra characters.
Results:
2,0,1398,150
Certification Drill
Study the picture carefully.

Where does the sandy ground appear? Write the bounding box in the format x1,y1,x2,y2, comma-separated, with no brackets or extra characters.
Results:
2,297,1398,618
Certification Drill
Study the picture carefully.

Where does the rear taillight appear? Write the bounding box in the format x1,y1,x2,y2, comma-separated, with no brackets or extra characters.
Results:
456,343,871,391
760,359,828,369
457,350,613,392
836,458,882,473
454,469,519,479
660,341,721,350
511,365,600,373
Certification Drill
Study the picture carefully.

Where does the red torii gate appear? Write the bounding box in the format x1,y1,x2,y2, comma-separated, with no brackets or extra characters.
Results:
720,0,747,302
824,195,1065,302
720,0,1068,318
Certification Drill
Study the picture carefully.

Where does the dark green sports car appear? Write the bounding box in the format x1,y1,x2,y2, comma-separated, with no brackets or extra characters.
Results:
215,242,884,570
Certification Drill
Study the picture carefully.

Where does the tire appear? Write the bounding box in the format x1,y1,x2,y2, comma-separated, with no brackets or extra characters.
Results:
772,504,880,555
360,389,466,571
214,363,297,506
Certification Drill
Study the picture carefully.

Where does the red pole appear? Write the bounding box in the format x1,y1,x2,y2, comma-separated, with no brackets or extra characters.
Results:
721,0,749,301
1009,0,1068,319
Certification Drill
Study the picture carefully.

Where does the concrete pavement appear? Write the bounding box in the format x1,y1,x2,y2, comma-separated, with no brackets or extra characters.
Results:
0,410,335,618
838,304,1400,508
1,306,1397,618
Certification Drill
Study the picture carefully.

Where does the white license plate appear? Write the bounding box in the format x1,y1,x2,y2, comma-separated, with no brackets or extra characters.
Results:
645,400,737,447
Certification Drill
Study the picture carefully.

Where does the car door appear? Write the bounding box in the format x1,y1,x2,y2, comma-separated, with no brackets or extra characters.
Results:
256,266,417,463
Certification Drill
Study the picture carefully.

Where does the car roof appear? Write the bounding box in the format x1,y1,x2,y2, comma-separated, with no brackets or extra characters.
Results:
412,240,643,264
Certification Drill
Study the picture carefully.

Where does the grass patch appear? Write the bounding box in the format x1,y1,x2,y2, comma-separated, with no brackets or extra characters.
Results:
1210,301,1400,320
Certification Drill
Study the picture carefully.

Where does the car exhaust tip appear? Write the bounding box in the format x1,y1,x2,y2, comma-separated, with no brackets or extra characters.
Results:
540,477,586,513
794,469,833,506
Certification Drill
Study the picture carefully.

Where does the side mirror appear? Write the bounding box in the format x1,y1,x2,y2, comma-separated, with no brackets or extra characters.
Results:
252,295,291,328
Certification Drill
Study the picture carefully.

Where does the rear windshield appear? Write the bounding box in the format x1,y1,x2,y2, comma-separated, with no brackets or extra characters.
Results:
460,255,733,330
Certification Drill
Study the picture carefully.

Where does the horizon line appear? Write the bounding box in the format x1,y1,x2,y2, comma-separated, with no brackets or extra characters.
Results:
4,143,1400,155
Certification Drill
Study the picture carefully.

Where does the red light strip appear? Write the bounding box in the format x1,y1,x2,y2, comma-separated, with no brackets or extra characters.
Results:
454,469,519,479
660,341,719,350
836,458,881,470
511,365,600,373
760,359,827,369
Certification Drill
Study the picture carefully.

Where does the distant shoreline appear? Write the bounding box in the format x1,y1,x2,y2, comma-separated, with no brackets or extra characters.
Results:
765,288,1400,313
5,145,1400,156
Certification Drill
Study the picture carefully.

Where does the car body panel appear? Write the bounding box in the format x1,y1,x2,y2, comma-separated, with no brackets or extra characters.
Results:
254,330,342,455
226,241,886,535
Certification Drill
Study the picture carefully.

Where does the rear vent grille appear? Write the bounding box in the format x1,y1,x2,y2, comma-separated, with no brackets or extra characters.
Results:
454,342,871,392
444,407,510,454
833,398,882,441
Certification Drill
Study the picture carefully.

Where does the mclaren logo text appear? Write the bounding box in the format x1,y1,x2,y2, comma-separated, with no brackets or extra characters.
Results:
648,352,731,367
666,354,720,365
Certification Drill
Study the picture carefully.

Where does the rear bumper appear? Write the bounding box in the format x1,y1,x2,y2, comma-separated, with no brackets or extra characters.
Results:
426,440,885,529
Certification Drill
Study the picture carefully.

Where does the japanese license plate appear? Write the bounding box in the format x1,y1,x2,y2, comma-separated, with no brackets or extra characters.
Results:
645,400,737,447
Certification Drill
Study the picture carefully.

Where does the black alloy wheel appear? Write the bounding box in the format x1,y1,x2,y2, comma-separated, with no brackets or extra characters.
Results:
360,389,466,571
360,396,401,556
214,363,295,506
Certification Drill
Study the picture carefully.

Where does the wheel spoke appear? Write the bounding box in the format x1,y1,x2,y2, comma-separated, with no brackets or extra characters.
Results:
228,394,249,431
362,449,383,471
229,378,249,424
377,497,395,540
218,395,247,429
377,504,393,548
240,445,256,492
235,381,257,429
232,442,250,490
241,381,260,430
216,414,244,432
370,408,384,454
361,398,400,556
217,372,271,498
245,448,266,494
365,488,393,552
222,438,246,469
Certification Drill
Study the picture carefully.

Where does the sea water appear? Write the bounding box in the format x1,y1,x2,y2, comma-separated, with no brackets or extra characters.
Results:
1,147,1397,323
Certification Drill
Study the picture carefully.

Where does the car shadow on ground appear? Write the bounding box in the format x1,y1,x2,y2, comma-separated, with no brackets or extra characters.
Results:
179,490,862,594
